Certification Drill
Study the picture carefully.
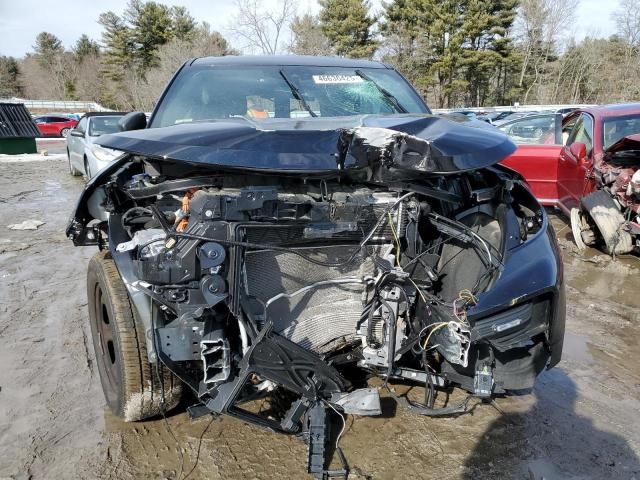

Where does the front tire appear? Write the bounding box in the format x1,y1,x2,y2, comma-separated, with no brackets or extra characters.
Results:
67,149,81,176
87,251,182,421
582,190,633,255
60,127,70,137
84,157,92,180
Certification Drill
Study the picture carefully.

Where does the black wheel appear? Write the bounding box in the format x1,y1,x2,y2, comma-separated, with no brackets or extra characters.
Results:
87,250,182,421
67,149,81,176
582,190,633,255
60,127,70,138
84,157,92,180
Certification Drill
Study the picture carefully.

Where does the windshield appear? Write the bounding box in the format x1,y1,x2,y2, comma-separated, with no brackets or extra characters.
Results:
603,114,640,149
89,116,123,136
150,65,428,127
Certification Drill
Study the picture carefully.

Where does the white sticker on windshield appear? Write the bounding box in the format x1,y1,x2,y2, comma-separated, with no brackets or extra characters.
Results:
312,75,364,84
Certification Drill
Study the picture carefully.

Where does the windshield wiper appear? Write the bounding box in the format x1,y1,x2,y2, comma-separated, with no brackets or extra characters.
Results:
355,69,408,114
279,70,317,118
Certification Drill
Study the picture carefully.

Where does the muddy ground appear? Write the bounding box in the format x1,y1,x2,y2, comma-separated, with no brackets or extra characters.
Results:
0,157,639,480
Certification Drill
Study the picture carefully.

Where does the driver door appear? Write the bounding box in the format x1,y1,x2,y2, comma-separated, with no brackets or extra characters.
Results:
557,113,593,213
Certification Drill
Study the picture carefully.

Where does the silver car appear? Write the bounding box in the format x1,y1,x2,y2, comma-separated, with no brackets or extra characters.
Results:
66,113,125,179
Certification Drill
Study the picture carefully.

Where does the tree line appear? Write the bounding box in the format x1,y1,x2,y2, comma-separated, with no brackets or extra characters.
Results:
1,0,639,110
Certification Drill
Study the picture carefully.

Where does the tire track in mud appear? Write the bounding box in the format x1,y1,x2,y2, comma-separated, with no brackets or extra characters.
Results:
0,160,105,479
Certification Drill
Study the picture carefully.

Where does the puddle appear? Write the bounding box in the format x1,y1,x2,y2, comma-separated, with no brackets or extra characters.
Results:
562,331,594,365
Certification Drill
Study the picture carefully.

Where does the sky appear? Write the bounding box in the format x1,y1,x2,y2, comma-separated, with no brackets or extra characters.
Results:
0,0,620,58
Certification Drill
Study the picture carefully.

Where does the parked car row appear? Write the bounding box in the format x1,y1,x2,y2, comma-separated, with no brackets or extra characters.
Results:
450,107,580,126
33,114,78,137
65,112,125,179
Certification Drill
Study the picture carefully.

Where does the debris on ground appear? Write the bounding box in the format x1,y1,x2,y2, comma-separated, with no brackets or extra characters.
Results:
7,220,45,230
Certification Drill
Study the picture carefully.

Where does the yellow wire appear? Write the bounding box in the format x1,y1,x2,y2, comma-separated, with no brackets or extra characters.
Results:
422,322,449,350
409,277,428,304
387,211,401,266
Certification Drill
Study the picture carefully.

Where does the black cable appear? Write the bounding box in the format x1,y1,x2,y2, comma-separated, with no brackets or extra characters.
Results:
422,349,435,409
386,385,474,417
403,233,457,268
150,304,185,480
427,212,503,269
182,415,216,480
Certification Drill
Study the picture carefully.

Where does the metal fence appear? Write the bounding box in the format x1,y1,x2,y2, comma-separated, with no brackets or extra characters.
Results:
0,97,109,113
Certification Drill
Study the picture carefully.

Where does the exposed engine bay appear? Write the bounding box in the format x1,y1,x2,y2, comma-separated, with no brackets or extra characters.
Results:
595,137,640,246
572,135,640,255
68,120,565,478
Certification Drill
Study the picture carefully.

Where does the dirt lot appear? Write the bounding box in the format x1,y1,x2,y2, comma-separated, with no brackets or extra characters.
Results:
0,157,639,480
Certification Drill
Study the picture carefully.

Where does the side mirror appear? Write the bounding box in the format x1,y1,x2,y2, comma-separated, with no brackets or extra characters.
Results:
569,142,587,163
70,129,84,138
118,111,147,132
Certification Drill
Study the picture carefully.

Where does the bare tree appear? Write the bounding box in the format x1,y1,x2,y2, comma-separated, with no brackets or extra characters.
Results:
228,0,296,55
613,0,640,47
128,23,238,110
513,0,579,103
612,0,640,101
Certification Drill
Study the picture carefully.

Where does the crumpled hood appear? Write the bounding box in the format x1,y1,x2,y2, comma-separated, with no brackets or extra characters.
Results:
605,133,640,156
97,114,515,174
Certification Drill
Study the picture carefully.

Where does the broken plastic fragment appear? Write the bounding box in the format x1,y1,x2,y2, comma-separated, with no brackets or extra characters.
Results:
7,220,45,230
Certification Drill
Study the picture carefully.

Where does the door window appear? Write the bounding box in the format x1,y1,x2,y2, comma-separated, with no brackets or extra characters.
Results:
76,117,88,133
561,115,578,145
566,114,594,154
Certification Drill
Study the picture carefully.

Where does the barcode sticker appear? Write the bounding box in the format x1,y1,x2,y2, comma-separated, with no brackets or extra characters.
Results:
312,75,364,84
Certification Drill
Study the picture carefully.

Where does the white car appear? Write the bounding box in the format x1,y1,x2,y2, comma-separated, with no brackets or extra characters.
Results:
66,113,125,179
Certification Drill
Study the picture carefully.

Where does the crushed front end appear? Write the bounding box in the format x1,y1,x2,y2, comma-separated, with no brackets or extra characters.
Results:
67,117,565,478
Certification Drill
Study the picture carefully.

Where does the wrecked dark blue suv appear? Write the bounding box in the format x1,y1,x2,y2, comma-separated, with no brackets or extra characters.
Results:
67,55,565,478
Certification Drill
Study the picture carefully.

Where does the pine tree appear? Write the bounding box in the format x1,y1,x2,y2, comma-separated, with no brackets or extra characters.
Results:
124,0,174,70
99,11,134,81
74,34,100,61
33,32,63,68
0,56,23,97
170,6,196,41
319,0,378,58
380,0,520,107
290,14,334,56
380,0,430,88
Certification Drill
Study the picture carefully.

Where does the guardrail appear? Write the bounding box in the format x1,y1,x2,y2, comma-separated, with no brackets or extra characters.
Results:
0,97,109,112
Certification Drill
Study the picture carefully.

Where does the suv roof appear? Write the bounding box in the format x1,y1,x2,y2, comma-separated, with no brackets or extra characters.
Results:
190,55,389,69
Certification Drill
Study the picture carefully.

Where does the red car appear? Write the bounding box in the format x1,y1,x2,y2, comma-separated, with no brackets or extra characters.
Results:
33,115,78,137
502,104,640,254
